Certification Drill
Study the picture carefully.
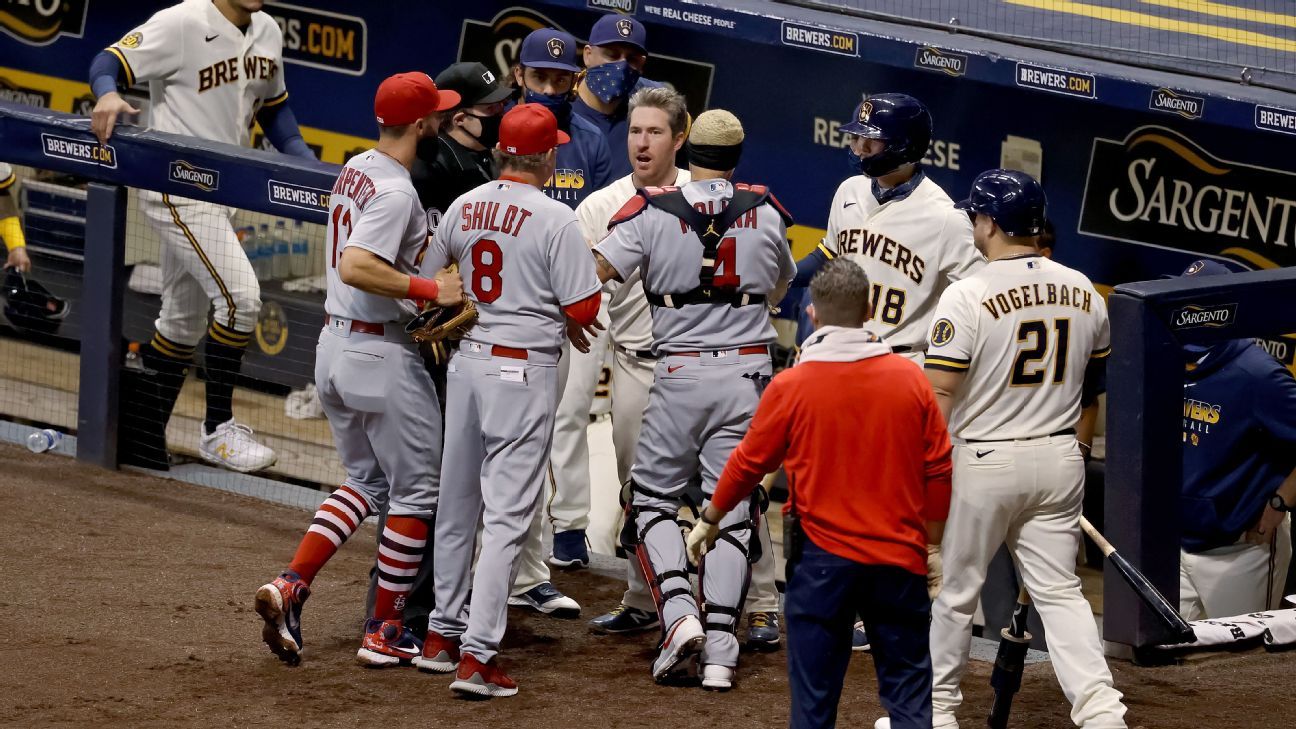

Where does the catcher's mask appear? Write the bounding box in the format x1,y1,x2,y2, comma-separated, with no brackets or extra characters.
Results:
3,267,69,335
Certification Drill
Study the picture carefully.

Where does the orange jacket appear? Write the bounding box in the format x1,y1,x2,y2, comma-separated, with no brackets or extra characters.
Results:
712,354,953,575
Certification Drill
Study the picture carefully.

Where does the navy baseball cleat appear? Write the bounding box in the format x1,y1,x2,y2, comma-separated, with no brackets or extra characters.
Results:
508,582,581,618
745,611,781,651
356,618,423,667
548,529,590,569
589,604,660,634
852,621,871,652
254,570,309,665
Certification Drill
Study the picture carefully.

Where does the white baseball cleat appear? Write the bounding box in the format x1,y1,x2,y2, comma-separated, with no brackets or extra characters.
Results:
652,615,705,681
700,664,734,691
199,419,277,473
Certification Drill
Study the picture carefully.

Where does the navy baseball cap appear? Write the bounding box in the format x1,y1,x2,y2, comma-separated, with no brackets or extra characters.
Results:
589,14,647,54
1180,259,1234,277
519,29,581,72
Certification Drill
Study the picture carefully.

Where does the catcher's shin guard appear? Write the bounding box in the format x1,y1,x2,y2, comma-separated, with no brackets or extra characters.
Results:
698,492,764,636
622,480,696,635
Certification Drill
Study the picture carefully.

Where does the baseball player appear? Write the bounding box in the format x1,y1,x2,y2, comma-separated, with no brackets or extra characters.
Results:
422,103,602,698
512,28,613,209
0,163,30,273
1175,260,1295,619
88,0,315,472
254,72,463,667
573,14,665,180
921,170,1127,728
578,88,784,650
593,110,796,690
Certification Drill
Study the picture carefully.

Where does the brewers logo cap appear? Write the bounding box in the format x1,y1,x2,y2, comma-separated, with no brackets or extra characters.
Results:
374,72,460,126
519,28,581,72
588,14,647,54
498,103,571,155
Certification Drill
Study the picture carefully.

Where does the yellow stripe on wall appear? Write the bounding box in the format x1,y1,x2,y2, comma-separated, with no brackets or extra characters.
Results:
1005,0,1296,53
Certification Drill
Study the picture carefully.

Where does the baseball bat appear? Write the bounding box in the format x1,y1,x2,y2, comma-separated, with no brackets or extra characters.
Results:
1078,517,1196,644
987,587,1032,729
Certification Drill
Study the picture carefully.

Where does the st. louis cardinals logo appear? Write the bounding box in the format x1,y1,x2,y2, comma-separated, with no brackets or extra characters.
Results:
616,18,633,38
547,37,565,58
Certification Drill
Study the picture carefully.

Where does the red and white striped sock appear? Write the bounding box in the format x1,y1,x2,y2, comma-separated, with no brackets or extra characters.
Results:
374,516,428,621
287,485,372,584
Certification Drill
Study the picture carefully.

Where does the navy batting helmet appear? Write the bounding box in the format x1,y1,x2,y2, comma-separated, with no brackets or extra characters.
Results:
955,169,1047,237
841,93,932,177
3,268,69,334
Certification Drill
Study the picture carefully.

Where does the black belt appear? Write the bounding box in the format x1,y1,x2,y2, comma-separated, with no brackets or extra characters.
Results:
615,344,657,360
891,345,912,354
964,427,1075,444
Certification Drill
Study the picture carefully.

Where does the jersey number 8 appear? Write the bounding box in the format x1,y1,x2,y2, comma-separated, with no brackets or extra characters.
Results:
1011,318,1070,386
471,239,504,303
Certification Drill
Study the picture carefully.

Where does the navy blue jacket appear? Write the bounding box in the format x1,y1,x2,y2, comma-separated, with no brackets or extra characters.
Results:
1181,339,1296,552
573,77,664,180
548,112,612,210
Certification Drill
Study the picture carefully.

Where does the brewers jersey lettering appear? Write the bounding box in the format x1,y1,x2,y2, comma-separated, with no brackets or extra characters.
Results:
428,178,601,351
824,174,982,351
107,0,287,146
925,254,1110,441
596,179,796,353
324,150,429,324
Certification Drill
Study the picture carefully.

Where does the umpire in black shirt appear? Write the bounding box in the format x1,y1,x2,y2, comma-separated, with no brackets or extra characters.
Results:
412,62,512,217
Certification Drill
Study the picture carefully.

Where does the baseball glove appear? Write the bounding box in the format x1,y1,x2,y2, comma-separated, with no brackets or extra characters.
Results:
405,297,477,344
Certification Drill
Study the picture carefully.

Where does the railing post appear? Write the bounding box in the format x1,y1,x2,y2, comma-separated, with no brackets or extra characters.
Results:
76,183,127,468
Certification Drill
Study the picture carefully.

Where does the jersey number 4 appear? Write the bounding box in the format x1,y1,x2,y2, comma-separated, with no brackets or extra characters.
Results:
712,237,741,287
1011,318,1070,386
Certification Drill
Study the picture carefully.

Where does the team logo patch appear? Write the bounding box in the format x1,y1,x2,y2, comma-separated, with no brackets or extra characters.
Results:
616,18,633,37
859,100,872,123
1185,260,1207,276
547,37,565,58
119,31,142,48
255,301,289,356
482,70,496,84
930,318,955,346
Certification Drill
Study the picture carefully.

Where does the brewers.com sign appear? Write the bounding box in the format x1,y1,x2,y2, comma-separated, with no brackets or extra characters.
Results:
1080,125,1296,269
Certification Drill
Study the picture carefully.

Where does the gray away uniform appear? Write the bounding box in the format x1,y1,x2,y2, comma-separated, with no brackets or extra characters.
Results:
595,179,795,669
318,149,441,518
426,177,601,663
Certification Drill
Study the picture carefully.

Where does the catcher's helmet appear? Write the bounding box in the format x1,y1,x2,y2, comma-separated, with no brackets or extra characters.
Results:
955,169,1047,237
841,93,932,177
3,267,69,334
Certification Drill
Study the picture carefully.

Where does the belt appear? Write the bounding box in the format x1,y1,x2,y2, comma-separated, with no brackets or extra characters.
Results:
615,343,657,360
671,345,769,358
462,340,531,360
964,427,1076,444
325,315,392,336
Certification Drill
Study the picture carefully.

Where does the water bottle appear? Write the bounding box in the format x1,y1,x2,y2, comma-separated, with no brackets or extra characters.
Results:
272,219,291,280
290,220,310,278
26,429,62,453
255,223,274,279
238,226,257,270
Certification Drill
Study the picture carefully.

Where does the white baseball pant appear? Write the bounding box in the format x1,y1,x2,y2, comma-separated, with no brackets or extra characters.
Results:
1180,514,1292,620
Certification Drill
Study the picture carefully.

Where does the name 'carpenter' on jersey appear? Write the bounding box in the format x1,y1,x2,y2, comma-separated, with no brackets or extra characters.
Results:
198,55,279,92
331,166,377,210
981,282,1093,320
835,228,926,285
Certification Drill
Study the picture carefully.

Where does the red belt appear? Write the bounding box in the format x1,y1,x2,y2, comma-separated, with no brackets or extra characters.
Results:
325,316,387,336
673,346,768,357
489,345,528,360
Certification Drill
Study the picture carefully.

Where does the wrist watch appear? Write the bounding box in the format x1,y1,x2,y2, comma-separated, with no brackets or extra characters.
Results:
1270,494,1292,512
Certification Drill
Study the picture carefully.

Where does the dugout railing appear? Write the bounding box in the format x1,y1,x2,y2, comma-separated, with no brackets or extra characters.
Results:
1106,267,1296,654
0,100,344,484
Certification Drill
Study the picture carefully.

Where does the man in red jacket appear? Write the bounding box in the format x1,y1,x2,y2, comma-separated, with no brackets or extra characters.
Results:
687,259,952,728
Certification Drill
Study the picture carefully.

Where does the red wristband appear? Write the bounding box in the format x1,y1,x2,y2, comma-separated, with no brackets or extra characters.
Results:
407,276,439,302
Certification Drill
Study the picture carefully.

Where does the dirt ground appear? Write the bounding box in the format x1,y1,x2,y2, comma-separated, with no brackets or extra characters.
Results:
1,444,1290,728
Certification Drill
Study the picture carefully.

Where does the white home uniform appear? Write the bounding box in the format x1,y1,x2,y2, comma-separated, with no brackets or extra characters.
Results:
596,179,794,674
317,150,441,523
427,177,600,664
0,163,13,189
107,0,288,344
823,173,982,360
924,254,1126,728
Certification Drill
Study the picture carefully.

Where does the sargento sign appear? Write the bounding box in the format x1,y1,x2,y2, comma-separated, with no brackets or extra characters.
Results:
1170,303,1236,330
1079,126,1296,268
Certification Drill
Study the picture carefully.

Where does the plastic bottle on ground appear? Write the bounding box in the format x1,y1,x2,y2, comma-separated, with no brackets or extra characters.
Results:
26,429,63,453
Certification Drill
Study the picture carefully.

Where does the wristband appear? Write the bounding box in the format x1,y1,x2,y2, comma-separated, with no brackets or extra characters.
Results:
407,276,439,302
0,216,25,248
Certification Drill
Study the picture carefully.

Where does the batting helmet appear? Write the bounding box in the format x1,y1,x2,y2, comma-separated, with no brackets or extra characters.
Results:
3,267,69,334
954,169,1047,237
841,93,932,177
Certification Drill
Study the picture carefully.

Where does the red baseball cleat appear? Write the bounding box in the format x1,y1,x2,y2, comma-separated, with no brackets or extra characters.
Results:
355,618,423,667
450,653,518,698
414,630,461,673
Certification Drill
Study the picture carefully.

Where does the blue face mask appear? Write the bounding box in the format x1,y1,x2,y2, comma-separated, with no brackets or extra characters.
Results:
584,60,641,104
523,87,572,129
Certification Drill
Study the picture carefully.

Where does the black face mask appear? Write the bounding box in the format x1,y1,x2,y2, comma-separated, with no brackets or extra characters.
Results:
415,135,439,163
468,113,502,150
